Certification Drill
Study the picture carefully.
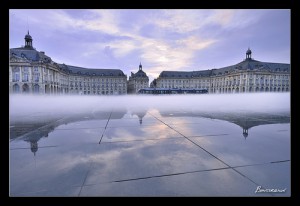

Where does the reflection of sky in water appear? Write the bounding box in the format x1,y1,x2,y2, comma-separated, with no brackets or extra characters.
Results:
9,94,290,196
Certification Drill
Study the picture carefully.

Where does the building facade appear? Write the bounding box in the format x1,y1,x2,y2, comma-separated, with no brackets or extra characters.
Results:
9,32,127,95
155,49,290,93
127,63,149,94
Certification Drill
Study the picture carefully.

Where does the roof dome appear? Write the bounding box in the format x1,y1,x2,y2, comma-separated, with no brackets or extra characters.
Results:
25,31,32,40
246,48,252,55
136,69,146,77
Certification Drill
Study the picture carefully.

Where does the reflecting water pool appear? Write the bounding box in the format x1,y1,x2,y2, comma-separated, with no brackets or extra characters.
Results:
9,94,290,196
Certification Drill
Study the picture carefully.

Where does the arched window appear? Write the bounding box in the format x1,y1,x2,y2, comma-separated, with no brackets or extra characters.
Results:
33,84,39,93
22,84,29,93
12,84,20,93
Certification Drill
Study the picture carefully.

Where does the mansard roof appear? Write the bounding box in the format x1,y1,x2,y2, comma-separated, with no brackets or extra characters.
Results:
10,47,52,63
131,69,148,78
10,47,126,77
158,58,290,78
212,58,290,75
159,70,212,78
58,64,126,77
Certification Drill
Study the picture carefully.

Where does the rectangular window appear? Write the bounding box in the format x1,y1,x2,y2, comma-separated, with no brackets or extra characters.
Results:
13,73,20,82
22,73,29,82
34,73,39,82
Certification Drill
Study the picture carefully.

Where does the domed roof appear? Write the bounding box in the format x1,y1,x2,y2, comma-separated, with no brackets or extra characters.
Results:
25,31,32,40
246,48,252,55
135,69,147,77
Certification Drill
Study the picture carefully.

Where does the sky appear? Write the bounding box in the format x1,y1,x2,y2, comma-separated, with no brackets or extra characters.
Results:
9,9,290,82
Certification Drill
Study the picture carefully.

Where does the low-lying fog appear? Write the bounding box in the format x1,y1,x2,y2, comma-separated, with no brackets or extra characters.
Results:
9,93,290,119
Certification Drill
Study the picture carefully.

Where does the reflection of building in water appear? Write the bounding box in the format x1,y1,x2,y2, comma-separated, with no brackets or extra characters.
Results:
159,111,290,139
10,109,127,156
243,128,248,138
30,140,38,156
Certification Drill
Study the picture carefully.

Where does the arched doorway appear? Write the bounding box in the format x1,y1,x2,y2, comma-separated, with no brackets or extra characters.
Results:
22,84,29,93
249,87,252,92
265,87,269,92
45,85,50,94
255,87,259,92
33,84,39,93
12,84,20,93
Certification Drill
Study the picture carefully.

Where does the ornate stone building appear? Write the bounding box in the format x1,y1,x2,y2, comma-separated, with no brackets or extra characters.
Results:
127,63,149,94
9,32,127,95
155,49,290,93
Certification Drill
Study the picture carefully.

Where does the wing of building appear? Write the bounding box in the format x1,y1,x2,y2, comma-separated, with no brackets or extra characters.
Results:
9,31,127,95
155,49,290,93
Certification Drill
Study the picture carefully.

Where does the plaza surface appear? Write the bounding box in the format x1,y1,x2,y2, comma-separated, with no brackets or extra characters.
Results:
9,102,290,196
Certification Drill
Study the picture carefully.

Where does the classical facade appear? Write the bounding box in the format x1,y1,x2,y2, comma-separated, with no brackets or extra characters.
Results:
9,32,127,95
155,49,290,93
127,63,149,94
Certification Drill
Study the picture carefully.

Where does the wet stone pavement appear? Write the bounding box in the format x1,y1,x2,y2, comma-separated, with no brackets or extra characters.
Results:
9,108,290,196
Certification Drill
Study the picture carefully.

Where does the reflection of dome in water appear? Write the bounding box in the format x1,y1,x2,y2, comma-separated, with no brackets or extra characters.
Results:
242,128,248,139
137,113,145,125
30,141,38,156
131,110,146,125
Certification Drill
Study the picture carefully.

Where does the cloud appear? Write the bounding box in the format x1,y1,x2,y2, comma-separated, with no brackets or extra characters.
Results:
10,9,218,78
208,9,263,30
11,9,280,82
209,10,235,27
136,35,216,79
147,10,211,34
